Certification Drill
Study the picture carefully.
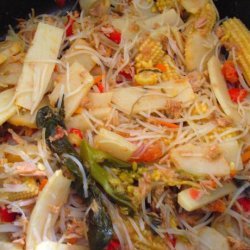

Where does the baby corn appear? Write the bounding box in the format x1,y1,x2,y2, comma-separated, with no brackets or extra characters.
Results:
0,178,39,201
135,37,165,72
221,18,250,85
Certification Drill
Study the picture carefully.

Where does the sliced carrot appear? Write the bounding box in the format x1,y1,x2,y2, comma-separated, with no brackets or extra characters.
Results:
148,117,179,129
155,63,167,72
189,188,202,200
221,60,239,84
207,199,226,213
39,178,48,191
135,141,163,163
67,237,78,244
94,75,103,84
242,149,250,163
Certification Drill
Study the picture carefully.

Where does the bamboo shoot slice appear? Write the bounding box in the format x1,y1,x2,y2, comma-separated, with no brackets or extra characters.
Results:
49,62,94,119
95,128,136,161
208,56,241,123
0,88,16,126
15,22,64,113
8,97,49,128
170,143,230,176
26,170,71,250
178,182,236,211
197,227,230,250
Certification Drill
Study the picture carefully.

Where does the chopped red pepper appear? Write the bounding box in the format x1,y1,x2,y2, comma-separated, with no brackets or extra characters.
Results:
189,188,202,200
119,70,132,80
55,0,66,8
238,197,250,212
68,128,83,139
97,82,104,93
0,206,17,222
228,88,247,103
107,30,121,44
170,235,176,247
65,16,75,37
222,61,239,84
106,239,120,250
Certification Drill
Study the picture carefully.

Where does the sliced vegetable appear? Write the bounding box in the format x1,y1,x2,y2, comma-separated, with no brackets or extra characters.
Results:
222,61,239,84
197,227,230,250
106,30,121,44
208,56,241,123
133,141,163,163
63,39,96,71
0,88,16,126
170,143,230,176
80,140,134,210
178,182,236,211
228,88,247,103
8,97,49,128
36,241,86,250
65,16,75,37
0,177,39,201
0,41,22,65
112,79,194,115
185,32,215,71
26,170,71,250
148,117,179,128
16,22,64,113
220,18,250,86
49,62,94,119
237,197,250,212
106,239,120,250
88,92,113,108
94,128,137,161
0,206,17,222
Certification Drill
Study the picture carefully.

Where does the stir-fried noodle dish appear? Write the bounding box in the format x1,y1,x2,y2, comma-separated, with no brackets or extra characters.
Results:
0,0,250,249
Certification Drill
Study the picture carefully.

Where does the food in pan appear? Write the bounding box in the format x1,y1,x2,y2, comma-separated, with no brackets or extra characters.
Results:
0,0,250,249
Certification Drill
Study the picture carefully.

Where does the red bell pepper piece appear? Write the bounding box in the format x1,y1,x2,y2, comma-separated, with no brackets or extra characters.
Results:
119,70,132,80
107,31,121,44
222,61,239,84
0,206,17,222
65,16,75,37
68,128,83,139
228,88,247,103
238,197,250,212
106,239,120,250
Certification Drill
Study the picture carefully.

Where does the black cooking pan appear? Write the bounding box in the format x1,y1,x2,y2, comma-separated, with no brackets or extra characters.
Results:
0,0,249,40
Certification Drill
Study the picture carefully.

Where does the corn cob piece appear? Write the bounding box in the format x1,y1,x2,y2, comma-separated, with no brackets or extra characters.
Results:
161,55,182,81
135,37,165,72
203,126,239,142
221,18,250,86
134,70,159,85
0,178,39,201
152,0,176,13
